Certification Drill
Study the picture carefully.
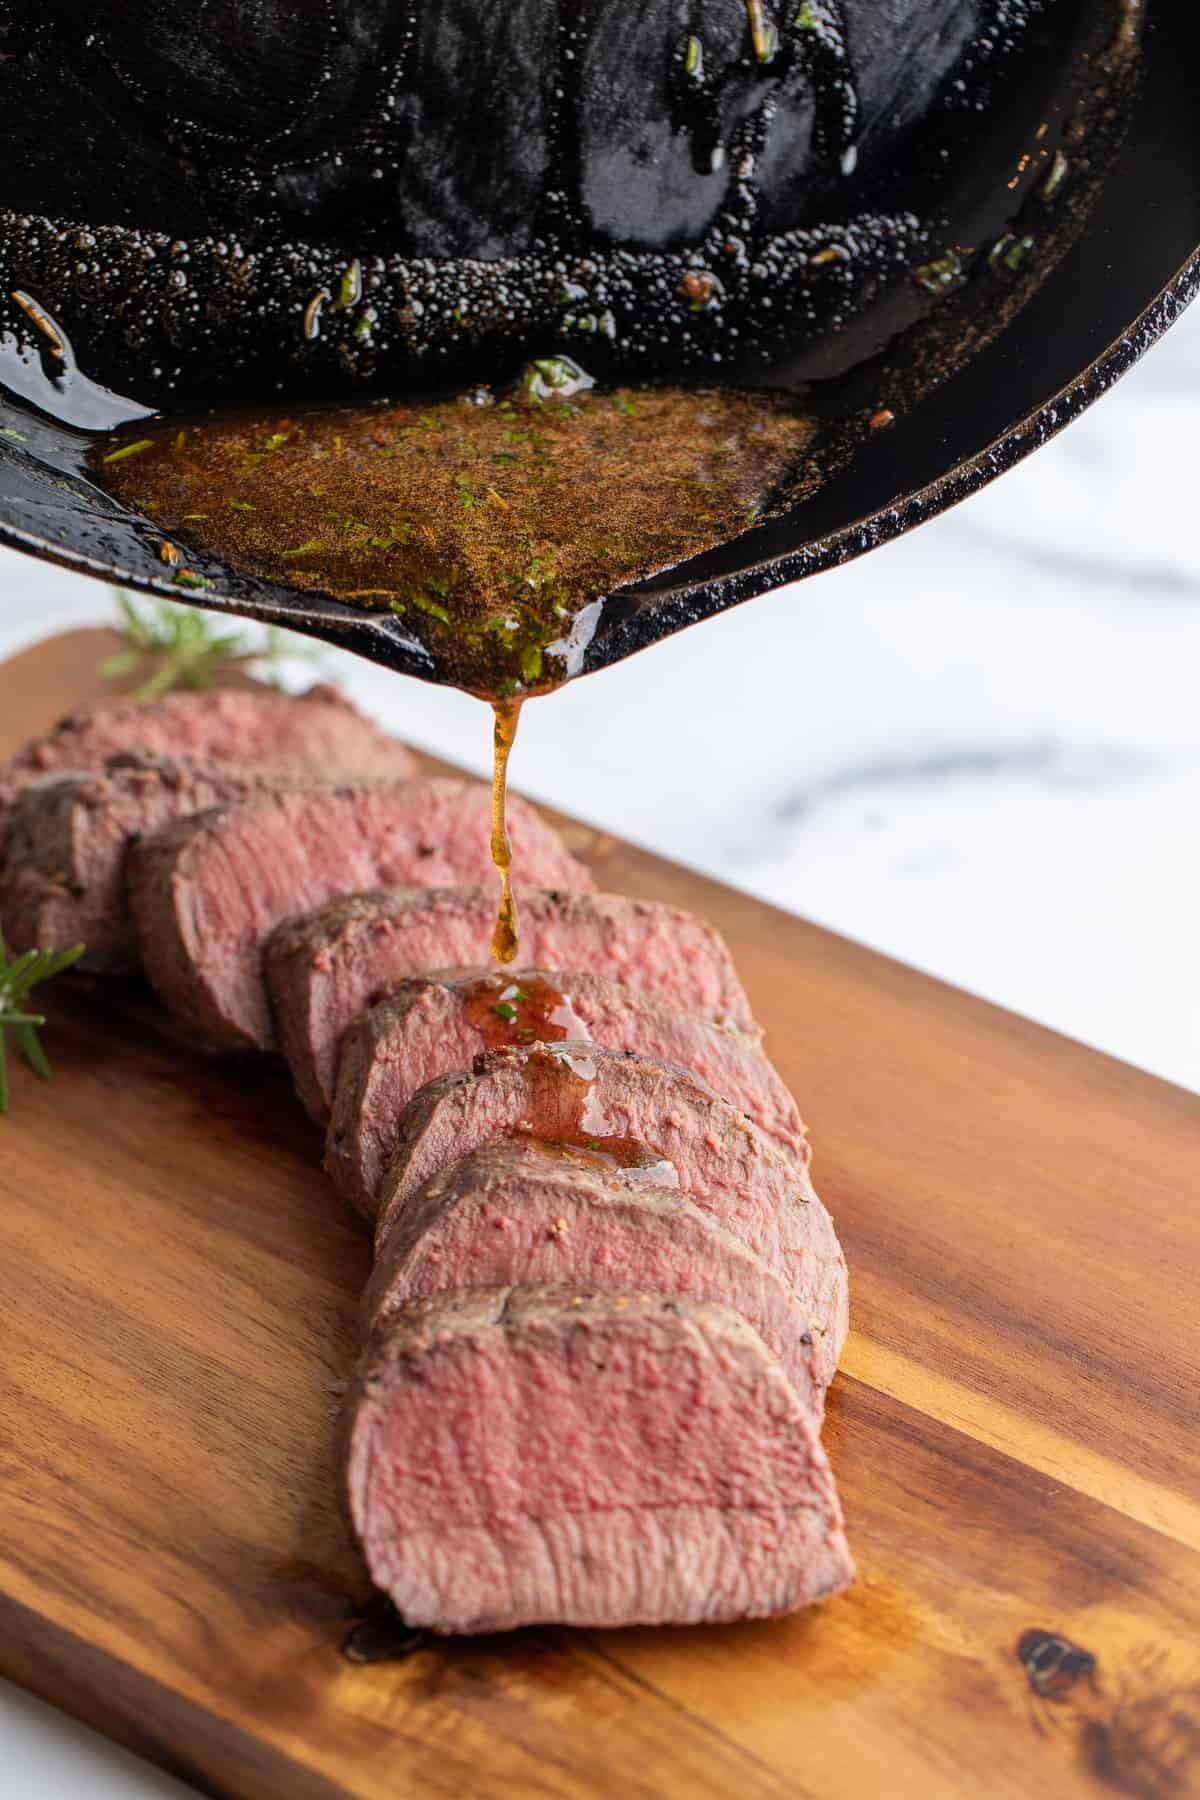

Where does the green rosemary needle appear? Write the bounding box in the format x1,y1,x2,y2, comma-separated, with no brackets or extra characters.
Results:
0,930,85,1114
99,590,319,698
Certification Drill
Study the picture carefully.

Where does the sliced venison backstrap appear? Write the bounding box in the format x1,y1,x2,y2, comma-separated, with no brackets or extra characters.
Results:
326,966,802,1213
363,1136,826,1409
1,754,308,973
0,683,414,817
268,884,754,1121
374,1040,848,1388
128,781,594,1052
343,1284,854,1635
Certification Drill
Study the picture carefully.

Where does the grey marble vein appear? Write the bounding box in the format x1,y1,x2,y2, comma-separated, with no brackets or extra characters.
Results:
941,520,1200,605
774,738,1154,824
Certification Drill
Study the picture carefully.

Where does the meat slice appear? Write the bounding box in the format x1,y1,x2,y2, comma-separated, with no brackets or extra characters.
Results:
267,885,753,1121
375,1042,847,1387
0,683,414,817
363,1137,826,1410
0,754,307,973
344,1284,854,1633
326,967,801,1212
127,783,593,1053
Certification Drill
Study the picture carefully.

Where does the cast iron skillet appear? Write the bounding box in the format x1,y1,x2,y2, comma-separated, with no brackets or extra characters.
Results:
0,3,1197,688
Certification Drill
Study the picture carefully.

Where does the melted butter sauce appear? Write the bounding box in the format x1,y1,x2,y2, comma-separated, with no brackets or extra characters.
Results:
520,1133,679,1187
459,997,678,1179
91,362,815,967
510,1042,679,1184
91,370,817,699
460,969,586,1048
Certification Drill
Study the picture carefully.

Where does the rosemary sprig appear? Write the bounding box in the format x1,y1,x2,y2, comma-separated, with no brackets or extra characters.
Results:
99,591,320,698
0,929,85,1115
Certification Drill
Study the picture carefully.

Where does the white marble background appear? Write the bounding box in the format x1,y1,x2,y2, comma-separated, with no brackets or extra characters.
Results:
1,278,1198,1800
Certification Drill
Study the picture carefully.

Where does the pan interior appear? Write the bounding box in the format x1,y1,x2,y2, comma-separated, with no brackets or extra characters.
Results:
0,0,1159,688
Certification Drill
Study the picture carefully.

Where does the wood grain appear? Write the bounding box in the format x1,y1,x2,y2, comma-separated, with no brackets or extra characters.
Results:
1,627,1198,1799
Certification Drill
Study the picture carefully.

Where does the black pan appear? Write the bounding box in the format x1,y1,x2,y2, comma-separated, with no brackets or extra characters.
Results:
0,1,1197,689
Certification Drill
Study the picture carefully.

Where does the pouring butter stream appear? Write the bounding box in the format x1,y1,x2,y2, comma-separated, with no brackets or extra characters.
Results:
490,698,521,963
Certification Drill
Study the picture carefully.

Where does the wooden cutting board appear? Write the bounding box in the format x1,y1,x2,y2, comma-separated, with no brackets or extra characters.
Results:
1,627,1198,1800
